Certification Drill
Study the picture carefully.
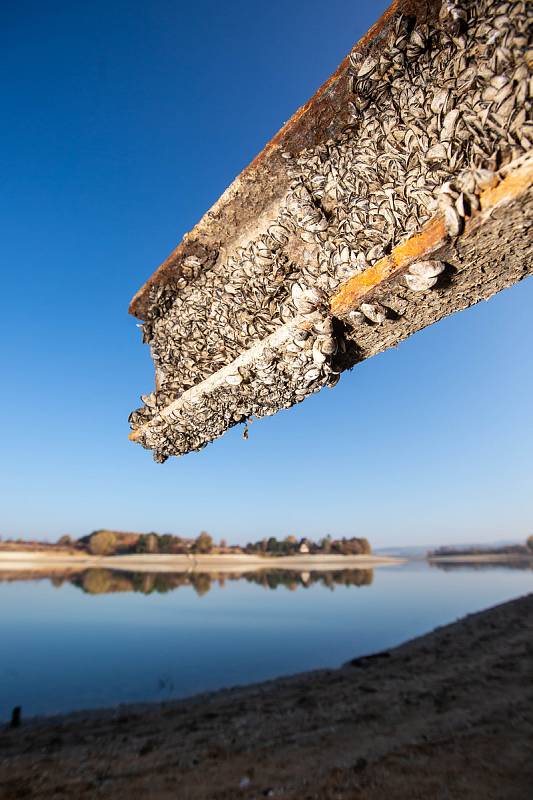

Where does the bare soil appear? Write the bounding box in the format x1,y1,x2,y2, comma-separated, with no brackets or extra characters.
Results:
0,594,531,799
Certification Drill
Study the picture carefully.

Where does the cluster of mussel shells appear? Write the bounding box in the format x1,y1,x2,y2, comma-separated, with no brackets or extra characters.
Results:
137,287,342,462
130,0,532,460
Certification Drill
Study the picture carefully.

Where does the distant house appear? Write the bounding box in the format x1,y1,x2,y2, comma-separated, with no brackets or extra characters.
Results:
299,540,310,554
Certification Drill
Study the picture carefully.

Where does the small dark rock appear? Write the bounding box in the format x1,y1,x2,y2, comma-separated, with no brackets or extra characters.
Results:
296,694,317,707
10,707,21,729
45,735,63,751
348,651,391,668
139,739,155,756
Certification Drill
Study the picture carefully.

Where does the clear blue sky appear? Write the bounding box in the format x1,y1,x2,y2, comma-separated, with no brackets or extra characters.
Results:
1,0,531,548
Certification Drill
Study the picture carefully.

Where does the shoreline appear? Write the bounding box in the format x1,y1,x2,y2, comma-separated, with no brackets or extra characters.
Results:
0,551,402,575
428,553,533,564
1,593,531,798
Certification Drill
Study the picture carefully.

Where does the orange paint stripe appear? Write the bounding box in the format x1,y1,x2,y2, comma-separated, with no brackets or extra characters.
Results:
330,156,533,317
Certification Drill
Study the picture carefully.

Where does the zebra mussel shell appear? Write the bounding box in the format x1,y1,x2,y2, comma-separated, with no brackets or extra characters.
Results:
360,303,387,325
408,260,446,279
404,260,446,292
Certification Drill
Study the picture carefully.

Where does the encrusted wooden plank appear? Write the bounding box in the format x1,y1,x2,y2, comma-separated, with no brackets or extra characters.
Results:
129,0,532,461
129,156,532,459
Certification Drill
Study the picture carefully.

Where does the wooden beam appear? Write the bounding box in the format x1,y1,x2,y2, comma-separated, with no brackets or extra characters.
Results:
129,154,532,446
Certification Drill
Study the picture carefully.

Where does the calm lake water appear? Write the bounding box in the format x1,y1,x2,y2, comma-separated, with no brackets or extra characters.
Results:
0,561,531,719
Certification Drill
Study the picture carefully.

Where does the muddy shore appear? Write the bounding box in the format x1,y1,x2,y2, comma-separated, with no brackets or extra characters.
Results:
1,593,531,799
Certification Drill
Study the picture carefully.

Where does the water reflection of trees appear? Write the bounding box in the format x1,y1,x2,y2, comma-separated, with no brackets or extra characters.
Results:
243,569,373,592
66,568,374,596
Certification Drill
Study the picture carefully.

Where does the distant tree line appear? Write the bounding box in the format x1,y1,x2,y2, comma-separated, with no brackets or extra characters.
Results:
244,535,371,556
43,530,372,558
429,538,533,558
134,532,212,555
83,530,214,556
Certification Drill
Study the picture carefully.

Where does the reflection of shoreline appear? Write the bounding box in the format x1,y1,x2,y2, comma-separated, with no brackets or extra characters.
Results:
429,557,533,572
428,553,533,566
0,567,374,595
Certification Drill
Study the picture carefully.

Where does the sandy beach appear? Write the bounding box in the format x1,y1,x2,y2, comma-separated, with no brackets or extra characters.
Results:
0,551,401,575
0,593,531,799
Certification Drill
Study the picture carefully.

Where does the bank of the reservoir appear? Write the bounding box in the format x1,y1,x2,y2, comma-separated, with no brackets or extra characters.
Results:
1,593,531,799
